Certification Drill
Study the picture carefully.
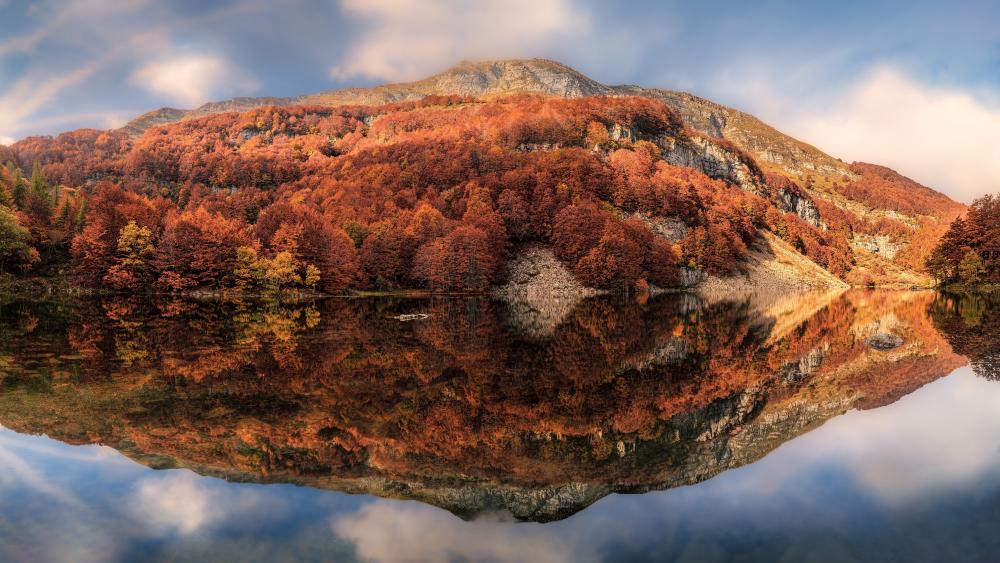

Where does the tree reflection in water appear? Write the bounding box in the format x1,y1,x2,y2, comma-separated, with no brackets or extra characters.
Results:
931,292,1000,381
0,290,969,521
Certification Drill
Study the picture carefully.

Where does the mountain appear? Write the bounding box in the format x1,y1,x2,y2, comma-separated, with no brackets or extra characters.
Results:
117,59,874,197
1,59,966,293
114,59,970,287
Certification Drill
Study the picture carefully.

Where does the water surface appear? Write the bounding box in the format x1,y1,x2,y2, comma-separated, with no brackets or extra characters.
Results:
0,290,997,562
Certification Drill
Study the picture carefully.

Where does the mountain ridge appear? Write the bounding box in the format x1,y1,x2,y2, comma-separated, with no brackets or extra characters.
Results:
121,57,963,235
1,58,966,290
121,58,857,185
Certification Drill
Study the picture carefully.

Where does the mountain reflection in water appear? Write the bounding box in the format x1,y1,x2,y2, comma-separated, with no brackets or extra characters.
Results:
1,289,999,562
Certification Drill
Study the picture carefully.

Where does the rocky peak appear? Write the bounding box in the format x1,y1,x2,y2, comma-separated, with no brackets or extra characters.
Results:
120,107,188,136
426,58,611,98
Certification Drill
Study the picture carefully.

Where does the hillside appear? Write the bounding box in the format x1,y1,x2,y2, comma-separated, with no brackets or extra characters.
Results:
0,59,965,294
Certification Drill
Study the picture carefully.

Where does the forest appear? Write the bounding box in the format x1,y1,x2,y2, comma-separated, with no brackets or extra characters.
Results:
0,94,945,294
926,195,1000,287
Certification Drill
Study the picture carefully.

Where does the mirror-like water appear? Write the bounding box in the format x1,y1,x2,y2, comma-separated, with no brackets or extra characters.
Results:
0,290,997,562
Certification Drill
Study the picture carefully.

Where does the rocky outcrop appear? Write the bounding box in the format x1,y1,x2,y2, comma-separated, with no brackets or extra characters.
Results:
852,234,904,259
427,59,610,98
493,245,599,337
774,187,822,227
120,107,189,136
640,89,855,182
661,134,768,196
628,212,687,242
868,333,904,350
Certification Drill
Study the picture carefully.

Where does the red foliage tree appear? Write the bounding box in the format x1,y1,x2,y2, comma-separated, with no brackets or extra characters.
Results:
413,225,499,290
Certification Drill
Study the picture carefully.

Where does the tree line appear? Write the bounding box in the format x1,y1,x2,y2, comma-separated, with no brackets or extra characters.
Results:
926,195,1000,286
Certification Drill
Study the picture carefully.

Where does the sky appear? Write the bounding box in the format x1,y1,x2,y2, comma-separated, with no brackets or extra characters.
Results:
0,0,998,202
6,365,1000,561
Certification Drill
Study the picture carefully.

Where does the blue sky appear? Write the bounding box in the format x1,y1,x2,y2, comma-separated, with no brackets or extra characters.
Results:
1,0,998,201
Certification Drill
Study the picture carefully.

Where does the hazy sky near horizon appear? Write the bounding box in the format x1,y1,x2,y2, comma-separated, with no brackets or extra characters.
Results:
1,0,998,201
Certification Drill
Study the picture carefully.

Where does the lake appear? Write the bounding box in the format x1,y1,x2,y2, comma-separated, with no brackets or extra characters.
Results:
0,289,998,562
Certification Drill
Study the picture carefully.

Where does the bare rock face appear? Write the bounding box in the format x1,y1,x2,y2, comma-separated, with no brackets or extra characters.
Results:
868,333,904,350
120,107,188,136
644,89,855,182
852,234,904,259
493,245,599,338
677,267,706,288
628,213,687,242
428,59,610,98
774,187,822,227
662,134,768,196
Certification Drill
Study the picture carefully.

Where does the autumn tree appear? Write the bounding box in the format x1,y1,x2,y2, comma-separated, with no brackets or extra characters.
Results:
71,183,165,286
104,220,156,290
959,251,985,285
412,225,498,290
928,195,1000,285
157,207,255,290
256,202,361,292
360,220,406,288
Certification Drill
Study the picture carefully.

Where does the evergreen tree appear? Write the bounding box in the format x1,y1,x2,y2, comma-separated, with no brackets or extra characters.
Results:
959,251,986,285
8,163,27,209
0,167,12,208
0,205,37,274
29,161,53,209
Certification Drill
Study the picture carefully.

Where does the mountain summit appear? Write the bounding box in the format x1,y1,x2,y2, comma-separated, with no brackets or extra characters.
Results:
3,59,965,292
119,58,962,285
124,58,846,183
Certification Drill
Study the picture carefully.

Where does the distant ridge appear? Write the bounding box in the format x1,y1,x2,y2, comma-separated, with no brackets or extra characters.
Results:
14,57,966,287
121,58,853,185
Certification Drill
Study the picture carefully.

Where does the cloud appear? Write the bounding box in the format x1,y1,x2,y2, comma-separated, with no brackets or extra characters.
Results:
0,1,269,140
0,440,81,506
132,471,223,535
333,501,597,563
702,366,1000,505
0,0,152,56
0,59,107,144
816,367,1000,500
0,136,13,145
131,470,282,536
331,0,589,81
130,55,259,107
770,67,1000,203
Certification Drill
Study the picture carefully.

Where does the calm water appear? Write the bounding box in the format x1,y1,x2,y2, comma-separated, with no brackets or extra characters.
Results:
0,290,998,562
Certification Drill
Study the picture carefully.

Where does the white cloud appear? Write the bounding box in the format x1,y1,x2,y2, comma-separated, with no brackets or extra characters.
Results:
714,366,1000,503
0,136,13,145
0,59,107,143
765,67,1000,203
817,367,1000,500
333,501,597,563
0,0,152,56
130,55,259,107
331,0,589,81
131,470,281,537
0,440,81,505
132,471,223,535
